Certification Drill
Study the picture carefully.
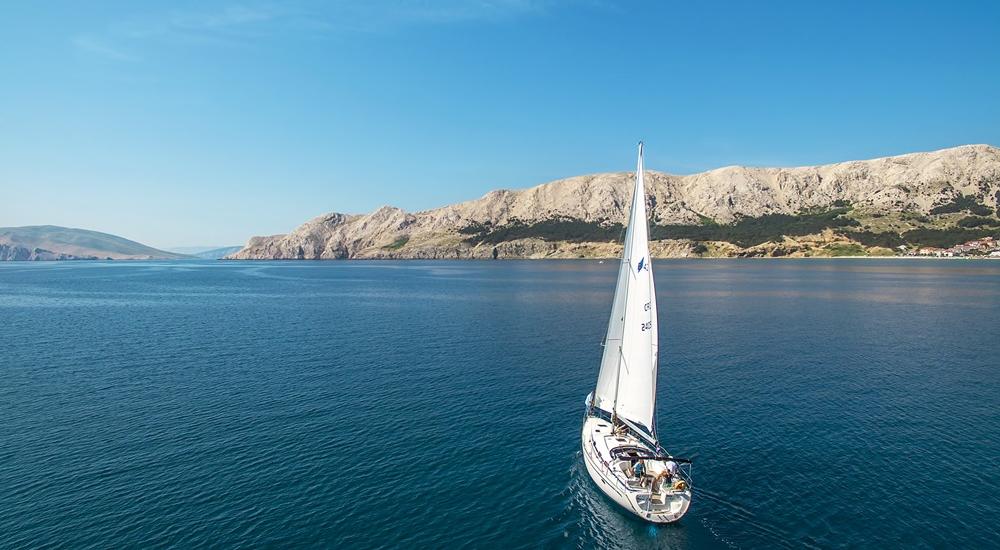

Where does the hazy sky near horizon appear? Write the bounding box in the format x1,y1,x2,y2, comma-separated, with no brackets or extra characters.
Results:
2,1,999,248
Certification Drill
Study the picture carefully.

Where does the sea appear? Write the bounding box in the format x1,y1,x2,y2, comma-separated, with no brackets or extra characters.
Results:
2,259,998,549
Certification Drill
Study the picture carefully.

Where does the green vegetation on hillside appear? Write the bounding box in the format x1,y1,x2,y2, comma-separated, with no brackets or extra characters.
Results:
824,243,866,256
460,218,623,244
461,207,860,248
649,207,858,247
461,208,861,247
956,215,999,228
846,230,906,249
897,227,999,248
458,199,1000,253
383,236,410,250
840,192,1000,249
929,194,994,216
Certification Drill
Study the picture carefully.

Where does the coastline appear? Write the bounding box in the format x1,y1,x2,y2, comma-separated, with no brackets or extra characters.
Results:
5,256,1000,263
11,256,1000,263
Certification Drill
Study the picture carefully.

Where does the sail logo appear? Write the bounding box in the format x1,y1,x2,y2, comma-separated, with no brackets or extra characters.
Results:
637,257,648,272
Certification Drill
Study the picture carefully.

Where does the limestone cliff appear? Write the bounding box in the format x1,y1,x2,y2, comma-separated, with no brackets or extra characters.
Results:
229,145,1000,259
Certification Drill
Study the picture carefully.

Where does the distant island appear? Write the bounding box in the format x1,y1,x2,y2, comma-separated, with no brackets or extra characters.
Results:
168,246,244,260
193,246,242,259
0,226,189,261
228,144,1000,260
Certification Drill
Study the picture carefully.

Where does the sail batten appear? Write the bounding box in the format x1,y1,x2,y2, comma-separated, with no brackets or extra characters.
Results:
592,142,659,437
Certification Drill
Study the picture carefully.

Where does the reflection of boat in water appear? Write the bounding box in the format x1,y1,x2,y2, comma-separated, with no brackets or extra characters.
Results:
581,143,692,523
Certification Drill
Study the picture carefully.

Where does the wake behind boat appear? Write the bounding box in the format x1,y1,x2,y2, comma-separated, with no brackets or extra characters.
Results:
581,143,693,523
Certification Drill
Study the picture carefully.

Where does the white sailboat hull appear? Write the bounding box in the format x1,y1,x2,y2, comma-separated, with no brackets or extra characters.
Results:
581,415,691,523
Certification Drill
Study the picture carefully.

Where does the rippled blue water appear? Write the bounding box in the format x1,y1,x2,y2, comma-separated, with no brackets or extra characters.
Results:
2,260,999,548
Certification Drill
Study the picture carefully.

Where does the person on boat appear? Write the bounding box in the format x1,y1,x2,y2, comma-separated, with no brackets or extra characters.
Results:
653,469,672,492
633,459,646,480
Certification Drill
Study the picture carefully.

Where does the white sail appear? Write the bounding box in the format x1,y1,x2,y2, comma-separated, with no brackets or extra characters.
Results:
593,142,659,437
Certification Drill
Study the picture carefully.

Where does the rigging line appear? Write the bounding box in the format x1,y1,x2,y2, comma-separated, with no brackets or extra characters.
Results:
618,345,632,374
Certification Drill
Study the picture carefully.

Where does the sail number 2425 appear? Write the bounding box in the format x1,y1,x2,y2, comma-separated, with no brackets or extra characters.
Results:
641,302,652,331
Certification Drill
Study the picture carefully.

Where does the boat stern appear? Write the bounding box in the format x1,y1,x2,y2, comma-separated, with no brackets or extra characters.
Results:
634,488,692,523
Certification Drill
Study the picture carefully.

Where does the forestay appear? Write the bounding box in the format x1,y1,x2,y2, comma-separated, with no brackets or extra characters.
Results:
593,142,659,437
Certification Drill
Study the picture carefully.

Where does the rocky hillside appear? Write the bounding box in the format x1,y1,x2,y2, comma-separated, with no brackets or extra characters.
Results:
0,226,191,261
229,145,1000,260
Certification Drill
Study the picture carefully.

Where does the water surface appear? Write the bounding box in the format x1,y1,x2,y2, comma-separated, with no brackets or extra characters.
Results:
2,259,998,548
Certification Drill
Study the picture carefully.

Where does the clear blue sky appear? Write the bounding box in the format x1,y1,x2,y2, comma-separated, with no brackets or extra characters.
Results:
2,1,998,248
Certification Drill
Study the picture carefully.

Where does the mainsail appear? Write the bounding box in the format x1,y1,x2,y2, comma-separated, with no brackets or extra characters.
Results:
593,142,659,438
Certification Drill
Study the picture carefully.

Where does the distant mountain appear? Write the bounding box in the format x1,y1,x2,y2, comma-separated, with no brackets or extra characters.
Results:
166,246,218,255
0,226,191,261
166,246,242,258
192,246,242,259
229,144,1000,259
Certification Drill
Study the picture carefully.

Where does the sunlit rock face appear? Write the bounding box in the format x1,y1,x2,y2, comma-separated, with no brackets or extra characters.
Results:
228,145,1000,259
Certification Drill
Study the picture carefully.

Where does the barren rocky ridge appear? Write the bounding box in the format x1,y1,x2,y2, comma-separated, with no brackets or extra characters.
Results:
228,145,1000,259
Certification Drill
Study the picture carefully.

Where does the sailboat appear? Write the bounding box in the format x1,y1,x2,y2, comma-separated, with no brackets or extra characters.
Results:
581,142,692,523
